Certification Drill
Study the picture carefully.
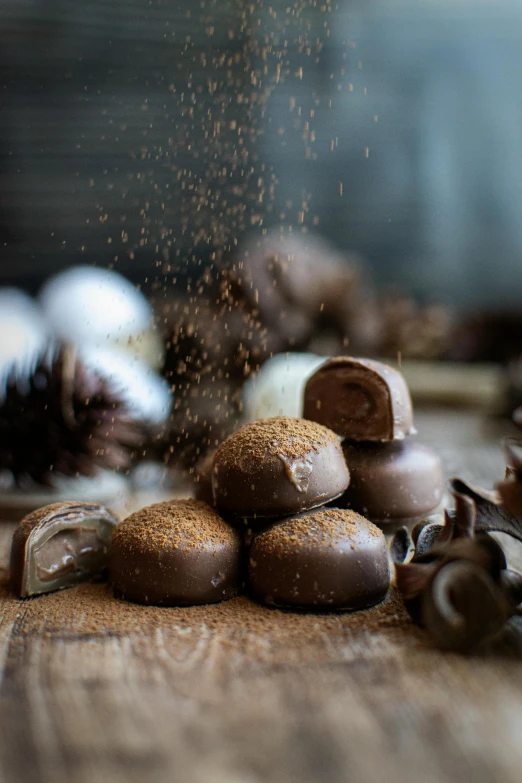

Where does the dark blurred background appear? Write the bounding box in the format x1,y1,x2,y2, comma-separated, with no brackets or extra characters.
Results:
1,0,522,306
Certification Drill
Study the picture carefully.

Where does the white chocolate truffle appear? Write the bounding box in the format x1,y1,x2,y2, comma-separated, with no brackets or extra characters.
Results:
242,353,324,421
39,266,163,368
79,347,171,427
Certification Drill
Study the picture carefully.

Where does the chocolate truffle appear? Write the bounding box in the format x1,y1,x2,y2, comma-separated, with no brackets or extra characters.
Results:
303,357,415,441
248,508,390,609
340,440,444,526
212,417,350,518
10,501,119,598
109,499,242,606
192,451,216,505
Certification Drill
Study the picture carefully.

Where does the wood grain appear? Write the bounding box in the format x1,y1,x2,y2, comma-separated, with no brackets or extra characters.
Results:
0,409,521,783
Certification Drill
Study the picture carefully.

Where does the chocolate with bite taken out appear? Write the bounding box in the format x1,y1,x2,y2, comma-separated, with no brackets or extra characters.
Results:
248,507,390,609
303,356,415,441
340,440,444,526
10,502,119,598
212,417,350,518
110,499,242,606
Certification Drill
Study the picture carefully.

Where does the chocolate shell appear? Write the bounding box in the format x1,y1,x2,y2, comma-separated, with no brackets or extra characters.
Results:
248,507,390,609
340,439,444,526
109,499,242,606
303,356,415,441
10,501,119,598
212,417,350,518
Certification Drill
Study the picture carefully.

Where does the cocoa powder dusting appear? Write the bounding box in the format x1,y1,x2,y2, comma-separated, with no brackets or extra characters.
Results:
112,499,236,553
0,574,409,666
258,508,382,555
215,417,340,471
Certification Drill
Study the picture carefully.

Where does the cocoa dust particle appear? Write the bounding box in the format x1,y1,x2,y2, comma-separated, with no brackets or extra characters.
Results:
215,416,340,470
112,499,236,553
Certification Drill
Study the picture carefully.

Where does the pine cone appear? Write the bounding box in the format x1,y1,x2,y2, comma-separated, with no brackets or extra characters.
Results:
0,345,142,485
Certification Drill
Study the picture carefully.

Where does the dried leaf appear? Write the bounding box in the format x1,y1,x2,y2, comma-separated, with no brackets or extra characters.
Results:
449,478,522,542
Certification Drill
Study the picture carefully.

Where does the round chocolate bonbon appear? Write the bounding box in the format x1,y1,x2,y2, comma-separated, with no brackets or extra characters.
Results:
340,440,444,526
248,507,390,609
304,356,415,441
212,417,350,518
110,499,242,606
192,451,216,506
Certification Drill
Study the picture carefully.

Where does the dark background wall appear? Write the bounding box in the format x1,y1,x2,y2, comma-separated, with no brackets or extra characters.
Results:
1,0,522,306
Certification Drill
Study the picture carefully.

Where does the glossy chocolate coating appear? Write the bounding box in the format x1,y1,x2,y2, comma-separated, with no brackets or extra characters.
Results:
248,507,390,609
212,417,350,518
340,439,444,526
192,451,215,506
10,502,119,598
110,499,242,606
303,357,415,441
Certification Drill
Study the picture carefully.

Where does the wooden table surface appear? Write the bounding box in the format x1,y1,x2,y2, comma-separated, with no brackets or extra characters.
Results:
1,409,521,783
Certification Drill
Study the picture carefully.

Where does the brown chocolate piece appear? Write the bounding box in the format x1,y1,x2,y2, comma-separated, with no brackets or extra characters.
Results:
303,357,415,441
248,507,390,609
449,310,522,364
162,379,241,469
235,232,362,346
192,451,216,505
212,417,350,518
10,501,119,598
340,440,444,526
109,499,242,606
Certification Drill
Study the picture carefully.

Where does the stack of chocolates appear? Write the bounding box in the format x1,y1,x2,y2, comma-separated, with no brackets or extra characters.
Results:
212,417,390,609
9,356,440,611
10,416,391,612
303,357,445,527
